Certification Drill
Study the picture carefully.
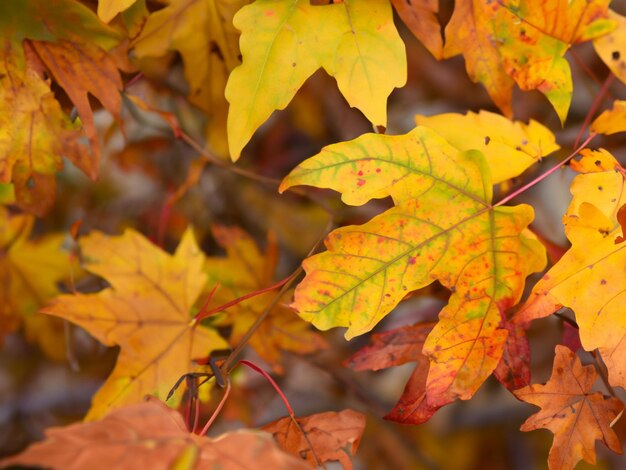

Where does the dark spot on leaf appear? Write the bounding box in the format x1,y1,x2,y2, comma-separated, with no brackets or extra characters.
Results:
515,146,521,151
357,178,366,187
408,256,416,265
595,160,602,166
601,279,607,285
612,198,617,203
484,136,491,145
598,186,603,191
357,170,363,176
613,51,621,60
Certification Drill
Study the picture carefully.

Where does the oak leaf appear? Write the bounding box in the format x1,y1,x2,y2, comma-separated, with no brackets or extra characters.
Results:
281,126,546,420
516,149,626,388
415,110,559,184
2,398,309,470
444,0,614,122
132,0,248,157
262,409,365,469
205,226,326,373
225,0,406,159
0,206,70,360
514,346,623,470
42,228,228,420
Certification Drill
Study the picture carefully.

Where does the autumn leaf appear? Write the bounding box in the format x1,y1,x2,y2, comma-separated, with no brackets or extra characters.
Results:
281,126,546,420
262,409,365,469
42,228,228,421
0,206,70,360
594,11,626,84
514,346,623,470
444,0,614,122
516,149,626,388
132,0,248,157
591,100,626,135
415,110,559,184
2,398,309,470
204,226,326,373
391,0,442,59
225,0,406,159
344,322,434,372
98,0,138,23
493,320,531,391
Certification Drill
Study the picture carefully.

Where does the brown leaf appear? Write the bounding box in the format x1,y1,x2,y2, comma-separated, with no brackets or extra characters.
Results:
2,399,309,470
514,346,624,470
391,0,442,59
344,323,435,371
262,409,366,469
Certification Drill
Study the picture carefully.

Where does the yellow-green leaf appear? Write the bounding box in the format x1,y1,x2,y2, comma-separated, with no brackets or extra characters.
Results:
281,127,546,411
43,228,228,420
415,111,559,184
225,0,406,160
594,11,626,85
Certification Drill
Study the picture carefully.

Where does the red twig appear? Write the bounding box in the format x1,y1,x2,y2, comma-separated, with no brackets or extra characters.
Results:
198,378,231,436
574,73,615,148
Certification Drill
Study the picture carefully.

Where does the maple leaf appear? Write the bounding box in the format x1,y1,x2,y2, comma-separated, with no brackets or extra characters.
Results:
280,126,546,420
516,149,626,389
42,228,228,421
2,398,309,470
262,409,366,469
132,0,248,157
514,346,623,470
205,226,326,373
594,11,626,85
391,0,442,59
591,100,626,135
0,206,70,360
225,0,407,159
0,0,123,212
444,0,614,122
415,110,559,184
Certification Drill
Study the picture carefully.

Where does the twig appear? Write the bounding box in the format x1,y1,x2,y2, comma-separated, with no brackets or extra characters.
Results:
574,73,614,148
198,378,232,436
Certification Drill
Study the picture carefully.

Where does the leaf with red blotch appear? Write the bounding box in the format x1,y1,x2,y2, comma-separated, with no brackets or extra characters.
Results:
493,320,531,391
344,323,435,371
614,203,626,244
1,398,309,470
514,346,624,470
262,409,366,469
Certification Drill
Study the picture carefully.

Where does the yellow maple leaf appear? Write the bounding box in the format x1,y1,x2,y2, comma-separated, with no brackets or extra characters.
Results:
0,206,70,360
225,0,407,159
42,228,228,421
132,0,248,157
415,110,559,184
445,0,615,123
594,11,626,85
204,226,326,373
517,149,626,388
281,126,545,413
591,100,626,135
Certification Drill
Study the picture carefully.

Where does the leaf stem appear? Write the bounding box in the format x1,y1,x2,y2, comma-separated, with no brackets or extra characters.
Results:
574,73,614,148
238,360,324,469
493,132,596,208
198,378,231,436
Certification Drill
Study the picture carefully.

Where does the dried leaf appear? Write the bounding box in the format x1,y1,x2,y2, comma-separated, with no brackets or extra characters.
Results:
514,346,623,470
262,409,365,469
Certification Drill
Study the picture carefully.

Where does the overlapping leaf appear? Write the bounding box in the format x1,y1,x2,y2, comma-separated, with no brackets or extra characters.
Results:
591,100,626,135
42,228,228,420
415,110,559,184
0,0,123,213
281,126,546,419
204,226,326,373
132,0,249,157
516,149,626,388
391,0,442,59
225,0,406,159
0,206,70,360
2,398,309,470
514,346,623,470
444,0,614,122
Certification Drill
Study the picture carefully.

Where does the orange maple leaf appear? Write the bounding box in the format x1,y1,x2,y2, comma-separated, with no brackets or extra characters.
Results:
42,228,228,420
514,346,623,470
2,398,309,470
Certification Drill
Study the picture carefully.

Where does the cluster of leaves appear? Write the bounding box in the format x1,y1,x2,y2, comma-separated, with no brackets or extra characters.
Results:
3,0,626,468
